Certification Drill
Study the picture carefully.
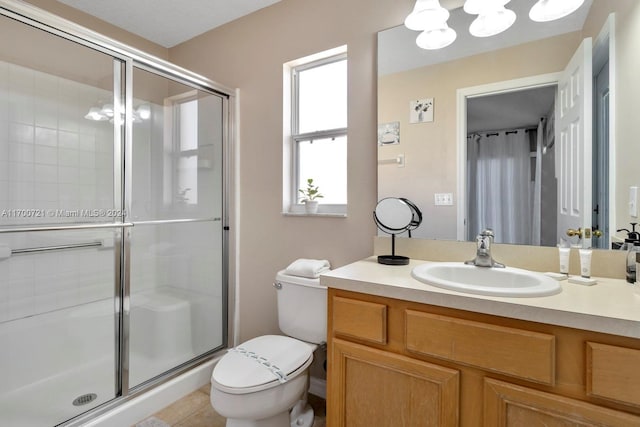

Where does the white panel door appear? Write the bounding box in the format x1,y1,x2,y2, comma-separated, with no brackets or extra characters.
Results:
557,38,593,247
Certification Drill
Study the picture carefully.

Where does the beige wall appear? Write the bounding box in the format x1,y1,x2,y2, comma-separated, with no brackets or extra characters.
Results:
168,0,640,342
378,32,582,240
24,0,169,59
19,0,637,343
169,0,412,342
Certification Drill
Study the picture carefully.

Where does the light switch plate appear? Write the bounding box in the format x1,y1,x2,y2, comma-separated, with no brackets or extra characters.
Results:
434,193,453,206
630,186,638,218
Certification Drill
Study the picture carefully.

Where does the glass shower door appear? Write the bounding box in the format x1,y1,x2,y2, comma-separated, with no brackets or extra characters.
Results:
0,14,124,426
127,66,226,388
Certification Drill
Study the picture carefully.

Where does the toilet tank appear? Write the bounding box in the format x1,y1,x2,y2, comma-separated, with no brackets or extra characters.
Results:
275,270,327,344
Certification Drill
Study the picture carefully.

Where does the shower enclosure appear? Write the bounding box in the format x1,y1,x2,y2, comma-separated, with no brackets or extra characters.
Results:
0,2,231,426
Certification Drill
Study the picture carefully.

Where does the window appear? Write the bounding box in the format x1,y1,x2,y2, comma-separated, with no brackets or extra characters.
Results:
285,48,347,214
176,98,198,204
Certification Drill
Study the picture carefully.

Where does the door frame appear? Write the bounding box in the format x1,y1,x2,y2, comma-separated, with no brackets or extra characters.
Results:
592,14,616,248
456,73,561,241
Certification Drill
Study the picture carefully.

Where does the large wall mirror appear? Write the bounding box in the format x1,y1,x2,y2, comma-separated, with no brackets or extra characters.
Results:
378,0,640,251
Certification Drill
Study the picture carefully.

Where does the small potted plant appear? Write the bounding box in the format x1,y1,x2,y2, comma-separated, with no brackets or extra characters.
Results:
299,178,323,214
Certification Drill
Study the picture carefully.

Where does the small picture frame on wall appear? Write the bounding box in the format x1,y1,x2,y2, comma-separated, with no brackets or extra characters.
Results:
410,98,434,123
378,121,400,146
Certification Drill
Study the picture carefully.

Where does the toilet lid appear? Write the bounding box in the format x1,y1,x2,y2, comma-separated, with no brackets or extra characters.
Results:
212,335,314,391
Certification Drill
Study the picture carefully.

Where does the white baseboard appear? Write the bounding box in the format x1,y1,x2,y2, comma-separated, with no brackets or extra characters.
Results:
309,376,326,399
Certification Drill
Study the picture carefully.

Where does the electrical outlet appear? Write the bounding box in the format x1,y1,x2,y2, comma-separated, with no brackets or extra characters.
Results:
434,193,453,206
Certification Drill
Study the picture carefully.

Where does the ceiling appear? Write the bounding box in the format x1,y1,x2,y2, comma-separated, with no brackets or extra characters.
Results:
467,85,557,133
55,0,281,48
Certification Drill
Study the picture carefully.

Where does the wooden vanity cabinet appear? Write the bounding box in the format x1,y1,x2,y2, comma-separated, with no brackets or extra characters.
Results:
327,288,640,427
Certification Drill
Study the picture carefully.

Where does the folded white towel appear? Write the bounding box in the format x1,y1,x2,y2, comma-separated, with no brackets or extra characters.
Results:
284,258,331,279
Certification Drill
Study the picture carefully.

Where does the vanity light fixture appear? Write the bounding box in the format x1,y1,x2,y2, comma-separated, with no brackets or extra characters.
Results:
84,106,108,121
84,103,114,121
405,0,457,50
464,0,516,38
529,0,585,22
136,103,151,120
405,0,586,50
84,103,150,122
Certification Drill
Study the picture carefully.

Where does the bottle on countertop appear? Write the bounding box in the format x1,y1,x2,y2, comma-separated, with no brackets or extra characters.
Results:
619,223,640,283
627,242,640,284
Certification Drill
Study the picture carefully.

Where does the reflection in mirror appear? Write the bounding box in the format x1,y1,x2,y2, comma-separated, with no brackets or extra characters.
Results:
378,0,640,252
466,86,558,247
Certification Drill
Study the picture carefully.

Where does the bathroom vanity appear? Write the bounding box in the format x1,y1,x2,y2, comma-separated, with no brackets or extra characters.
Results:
322,258,640,426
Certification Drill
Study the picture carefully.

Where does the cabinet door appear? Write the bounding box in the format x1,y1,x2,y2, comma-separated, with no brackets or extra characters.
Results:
328,338,459,427
484,378,640,426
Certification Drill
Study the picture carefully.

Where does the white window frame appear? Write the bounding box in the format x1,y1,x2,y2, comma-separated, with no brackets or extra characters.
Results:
284,48,348,216
164,90,199,209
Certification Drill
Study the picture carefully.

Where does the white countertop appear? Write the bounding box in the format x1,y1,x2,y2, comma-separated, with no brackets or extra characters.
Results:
321,257,640,339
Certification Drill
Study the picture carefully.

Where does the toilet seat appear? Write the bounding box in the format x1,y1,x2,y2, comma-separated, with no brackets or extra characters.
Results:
212,335,314,395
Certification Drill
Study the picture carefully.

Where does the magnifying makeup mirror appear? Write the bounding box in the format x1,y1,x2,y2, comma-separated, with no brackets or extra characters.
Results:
373,197,423,265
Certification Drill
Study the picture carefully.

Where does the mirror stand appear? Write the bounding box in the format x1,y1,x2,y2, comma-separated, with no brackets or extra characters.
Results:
378,234,410,265
373,197,423,266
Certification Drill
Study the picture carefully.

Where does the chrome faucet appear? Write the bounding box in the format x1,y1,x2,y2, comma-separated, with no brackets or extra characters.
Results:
465,229,505,268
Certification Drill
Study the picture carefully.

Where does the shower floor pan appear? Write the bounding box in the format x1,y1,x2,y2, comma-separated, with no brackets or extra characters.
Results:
0,287,221,427
0,356,114,427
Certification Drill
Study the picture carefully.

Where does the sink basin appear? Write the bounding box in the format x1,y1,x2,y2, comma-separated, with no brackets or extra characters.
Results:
411,262,562,297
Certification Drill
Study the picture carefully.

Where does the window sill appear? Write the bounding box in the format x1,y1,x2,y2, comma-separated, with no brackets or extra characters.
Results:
282,212,347,218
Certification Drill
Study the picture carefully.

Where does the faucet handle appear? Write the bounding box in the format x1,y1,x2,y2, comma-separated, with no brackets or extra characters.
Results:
480,229,495,239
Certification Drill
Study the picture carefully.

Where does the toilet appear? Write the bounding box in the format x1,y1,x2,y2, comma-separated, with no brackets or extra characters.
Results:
210,270,327,427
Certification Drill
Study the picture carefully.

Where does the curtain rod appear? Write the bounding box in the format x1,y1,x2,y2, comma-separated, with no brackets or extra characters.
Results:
467,126,538,138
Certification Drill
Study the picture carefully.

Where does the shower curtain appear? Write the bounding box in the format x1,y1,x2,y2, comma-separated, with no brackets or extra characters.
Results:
467,130,532,244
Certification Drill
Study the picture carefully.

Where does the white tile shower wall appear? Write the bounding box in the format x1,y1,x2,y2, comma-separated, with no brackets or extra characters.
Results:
0,61,154,322
0,61,114,220
0,230,117,322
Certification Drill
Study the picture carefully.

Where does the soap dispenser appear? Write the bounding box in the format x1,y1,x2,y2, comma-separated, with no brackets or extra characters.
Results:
617,222,640,250
621,223,640,283
627,242,640,284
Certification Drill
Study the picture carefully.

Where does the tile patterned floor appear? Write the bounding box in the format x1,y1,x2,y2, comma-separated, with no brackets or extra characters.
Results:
134,385,326,427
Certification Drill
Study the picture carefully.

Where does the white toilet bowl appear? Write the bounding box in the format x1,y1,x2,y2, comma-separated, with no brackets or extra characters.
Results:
211,335,316,427
211,270,327,427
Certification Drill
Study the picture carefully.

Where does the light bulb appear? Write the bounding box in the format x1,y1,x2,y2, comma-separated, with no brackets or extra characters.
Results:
101,103,114,117
405,0,450,31
136,104,151,120
529,0,585,22
463,0,510,15
84,107,107,121
469,7,516,37
416,25,457,50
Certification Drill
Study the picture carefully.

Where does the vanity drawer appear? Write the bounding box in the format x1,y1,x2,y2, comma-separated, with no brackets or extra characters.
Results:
586,342,640,407
332,296,387,344
405,310,555,385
